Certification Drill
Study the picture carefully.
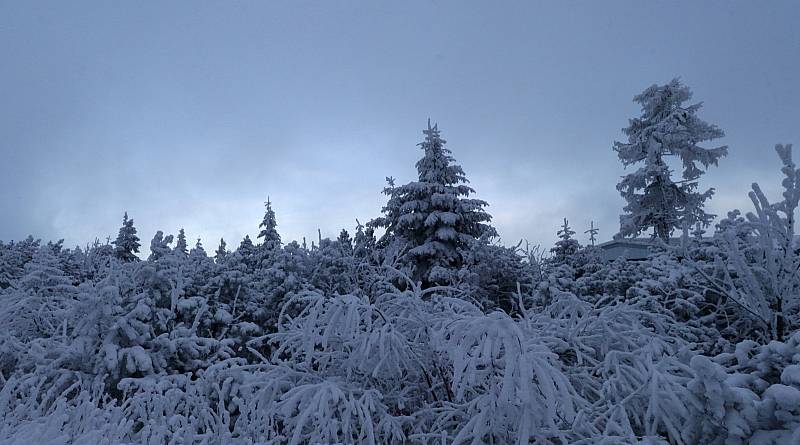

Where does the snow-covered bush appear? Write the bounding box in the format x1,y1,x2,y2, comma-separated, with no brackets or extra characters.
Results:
690,144,800,342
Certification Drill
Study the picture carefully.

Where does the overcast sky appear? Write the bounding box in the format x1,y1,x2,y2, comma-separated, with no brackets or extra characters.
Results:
1,1,799,253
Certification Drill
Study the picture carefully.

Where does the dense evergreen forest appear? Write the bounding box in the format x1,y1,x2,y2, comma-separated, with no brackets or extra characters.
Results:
1,79,799,444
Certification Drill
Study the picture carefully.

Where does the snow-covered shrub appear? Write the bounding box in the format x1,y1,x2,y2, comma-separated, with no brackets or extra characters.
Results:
689,144,800,342
686,333,800,444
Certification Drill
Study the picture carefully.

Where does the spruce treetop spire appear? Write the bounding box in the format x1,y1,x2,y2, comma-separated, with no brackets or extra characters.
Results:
258,197,281,249
113,211,140,262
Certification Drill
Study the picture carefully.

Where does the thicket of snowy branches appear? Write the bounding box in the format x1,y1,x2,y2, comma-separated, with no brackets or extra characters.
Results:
1,88,799,442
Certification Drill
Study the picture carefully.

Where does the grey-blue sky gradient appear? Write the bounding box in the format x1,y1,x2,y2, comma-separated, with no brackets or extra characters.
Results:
1,1,798,253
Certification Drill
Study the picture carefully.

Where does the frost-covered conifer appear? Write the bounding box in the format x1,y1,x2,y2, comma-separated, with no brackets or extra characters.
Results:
8,236,40,271
257,198,281,250
214,238,227,263
59,245,86,283
353,219,375,259
237,235,255,257
190,238,206,257
551,218,581,261
615,79,727,242
0,243,13,289
370,120,496,285
147,230,174,261
174,228,188,255
337,229,352,252
112,212,140,262
184,237,216,298
3,247,77,341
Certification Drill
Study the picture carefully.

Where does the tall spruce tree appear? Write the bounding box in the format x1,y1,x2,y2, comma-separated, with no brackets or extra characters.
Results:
370,120,496,285
113,212,140,262
614,78,727,242
257,198,281,250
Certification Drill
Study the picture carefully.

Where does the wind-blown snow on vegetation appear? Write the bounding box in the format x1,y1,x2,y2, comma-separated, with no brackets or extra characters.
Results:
1,81,799,444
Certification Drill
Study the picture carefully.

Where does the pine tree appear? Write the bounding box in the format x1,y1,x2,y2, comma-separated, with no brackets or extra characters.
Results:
614,78,727,242
175,228,188,255
337,229,353,253
353,219,375,259
0,242,13,289
369,120,496,285
257,198,281,250
238,235,255,256
190,238,206,257
552,218,580,260
113,212,140,262
11,247,78,340
215,238,228,263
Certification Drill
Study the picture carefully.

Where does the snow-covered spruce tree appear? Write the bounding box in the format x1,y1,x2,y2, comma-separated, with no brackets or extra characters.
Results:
307,236,357,295
615,78,728,243
2,236,41,281
337,228,353,253
253,199,283,286
220,202,297,332
112,212,140,262
174,228,188,256
183,238,217,300
79,237,114,281
551,218,581,261
237,235,255,257
0,242,14,289
369,120,496,286
353,219,376,259
257,198,281,251
214,238,227,263
2,246,78,341
455,236,530,313
190,238,205,257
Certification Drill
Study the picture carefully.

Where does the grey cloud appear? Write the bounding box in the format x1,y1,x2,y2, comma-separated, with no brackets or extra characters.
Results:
1,1,798,253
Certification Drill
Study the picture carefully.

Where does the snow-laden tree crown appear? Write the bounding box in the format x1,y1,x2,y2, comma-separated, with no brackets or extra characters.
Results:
615,78,728,242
